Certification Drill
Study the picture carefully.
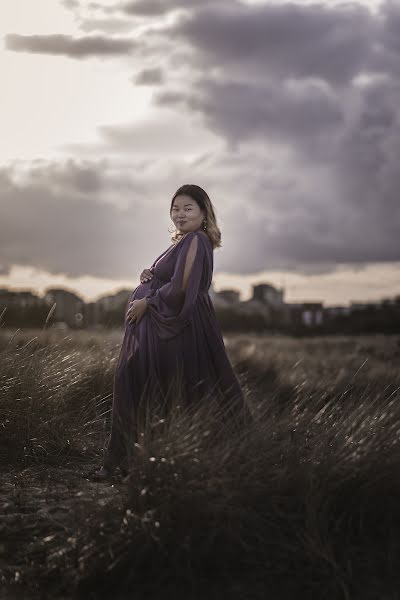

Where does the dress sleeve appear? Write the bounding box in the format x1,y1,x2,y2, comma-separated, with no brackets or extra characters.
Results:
144,232,207,340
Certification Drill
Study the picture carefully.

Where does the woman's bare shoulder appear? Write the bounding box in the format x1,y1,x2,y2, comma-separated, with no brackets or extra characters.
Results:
181,230,209,241
179,230,212,250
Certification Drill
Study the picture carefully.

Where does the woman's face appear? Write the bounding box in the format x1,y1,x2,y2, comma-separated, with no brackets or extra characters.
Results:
171,194,205,234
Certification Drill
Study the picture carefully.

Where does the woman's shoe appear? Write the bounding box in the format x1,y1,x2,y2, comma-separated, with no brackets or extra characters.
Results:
93,465,114,480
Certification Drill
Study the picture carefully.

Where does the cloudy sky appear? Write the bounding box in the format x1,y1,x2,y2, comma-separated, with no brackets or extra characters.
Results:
1,0,399,307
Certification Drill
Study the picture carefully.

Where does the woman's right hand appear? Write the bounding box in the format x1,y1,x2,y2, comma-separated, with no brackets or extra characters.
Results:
140,268,154,284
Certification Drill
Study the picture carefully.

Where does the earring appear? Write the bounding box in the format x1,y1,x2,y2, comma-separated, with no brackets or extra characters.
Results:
168,224,177,233
203,220,207,230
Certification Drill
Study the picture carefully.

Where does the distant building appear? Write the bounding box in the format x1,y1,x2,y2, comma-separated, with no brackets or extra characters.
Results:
0,288,41,308
209,284,240,308
324,306,351,318
350,301,380,311
240,298,271,319
252,283,284,306
97,289,131,312
217,289,241,304
43,288,85,328
286,302,324,326
0,289,43,326
84,302,101,328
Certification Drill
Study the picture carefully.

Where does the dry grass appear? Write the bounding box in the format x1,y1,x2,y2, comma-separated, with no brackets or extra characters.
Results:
1,327,400,599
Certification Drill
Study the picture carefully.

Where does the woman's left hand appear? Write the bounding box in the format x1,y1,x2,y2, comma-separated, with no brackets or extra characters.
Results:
127,298,148,324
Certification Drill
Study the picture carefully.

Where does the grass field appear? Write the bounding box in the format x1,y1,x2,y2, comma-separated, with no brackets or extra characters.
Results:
1,328,400,599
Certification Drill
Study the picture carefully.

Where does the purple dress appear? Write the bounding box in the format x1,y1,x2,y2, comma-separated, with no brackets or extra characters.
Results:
104,230,251,470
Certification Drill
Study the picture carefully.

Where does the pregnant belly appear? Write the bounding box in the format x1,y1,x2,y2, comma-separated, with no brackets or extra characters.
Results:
130,280,153,301
125,280,153,324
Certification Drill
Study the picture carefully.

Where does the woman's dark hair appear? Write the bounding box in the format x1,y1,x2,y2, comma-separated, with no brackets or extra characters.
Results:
169,184,222,249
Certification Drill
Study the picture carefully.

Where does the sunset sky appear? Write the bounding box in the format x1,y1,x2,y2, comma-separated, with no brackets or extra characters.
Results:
1,0,399,307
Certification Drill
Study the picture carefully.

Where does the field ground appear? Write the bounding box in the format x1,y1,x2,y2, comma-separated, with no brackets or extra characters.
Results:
1,328,400,599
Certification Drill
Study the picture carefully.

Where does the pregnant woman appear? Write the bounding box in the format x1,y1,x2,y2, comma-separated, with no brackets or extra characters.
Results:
94,184,252,479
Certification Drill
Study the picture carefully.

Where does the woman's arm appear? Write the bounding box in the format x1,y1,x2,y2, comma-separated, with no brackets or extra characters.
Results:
144,231,207,340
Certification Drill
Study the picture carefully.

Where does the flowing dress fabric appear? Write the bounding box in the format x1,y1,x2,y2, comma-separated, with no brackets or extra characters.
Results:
105,231,250,469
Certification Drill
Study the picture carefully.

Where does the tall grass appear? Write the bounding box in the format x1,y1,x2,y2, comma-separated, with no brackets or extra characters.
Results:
1,328,400,599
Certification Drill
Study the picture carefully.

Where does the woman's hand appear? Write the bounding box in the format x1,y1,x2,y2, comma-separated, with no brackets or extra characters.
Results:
140,268,154,284
127,298,148,324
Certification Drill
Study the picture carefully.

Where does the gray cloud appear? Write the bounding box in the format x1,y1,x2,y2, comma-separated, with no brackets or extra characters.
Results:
168,2,375,86
61,0,80,8
369,0,400,79
155,77,344,153
121,0,219,17
4,33,137,58
78,18,137,34
144,0,400,269
0,161,153,279
1,139,399,280
122,0,178,17
3,0,400,277
134,67,164,85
